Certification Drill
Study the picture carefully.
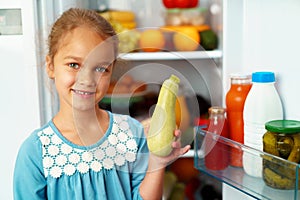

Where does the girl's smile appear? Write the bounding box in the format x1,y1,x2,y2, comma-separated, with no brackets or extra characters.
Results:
71,89,96,98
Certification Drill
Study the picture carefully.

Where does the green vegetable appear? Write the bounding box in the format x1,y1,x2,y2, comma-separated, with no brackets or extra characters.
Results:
277,136,294,159
199,30,218,50
163,171,178,199
287,134,300,163
147,75,180,157
263,131,280,156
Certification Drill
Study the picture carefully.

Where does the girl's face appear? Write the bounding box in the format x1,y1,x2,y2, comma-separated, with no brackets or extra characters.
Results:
46,27,115,112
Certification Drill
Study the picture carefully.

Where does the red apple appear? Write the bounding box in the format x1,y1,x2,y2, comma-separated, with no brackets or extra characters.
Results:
162,0,176,8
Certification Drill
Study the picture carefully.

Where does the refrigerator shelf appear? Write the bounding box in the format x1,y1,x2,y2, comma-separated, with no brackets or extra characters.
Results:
194,127,300,200
119,50,222,61
180,150,194,158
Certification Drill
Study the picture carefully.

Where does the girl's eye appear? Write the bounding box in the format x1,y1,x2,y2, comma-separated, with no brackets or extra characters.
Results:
95,65,109,73
69,63,80,69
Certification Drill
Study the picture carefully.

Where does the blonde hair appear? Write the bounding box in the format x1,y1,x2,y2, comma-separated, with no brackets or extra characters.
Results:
47,8,118,60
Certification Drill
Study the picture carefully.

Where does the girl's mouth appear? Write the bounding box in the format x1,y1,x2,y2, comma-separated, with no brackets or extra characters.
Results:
72,89,95,97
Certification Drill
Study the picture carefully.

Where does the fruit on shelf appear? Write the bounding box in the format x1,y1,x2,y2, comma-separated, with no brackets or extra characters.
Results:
170,158,199,183
188,0,199,8
163,171,178,199
99,10,136,29
169,182,186,200
139,29,166,52
162,0,199,8
173,27,200,51
174,0,190,8
163,0,176,8
118,29,141,53
175,95,191,133
199,29,218,50
99,10,139,53
109,10,135,22
162,24,211,33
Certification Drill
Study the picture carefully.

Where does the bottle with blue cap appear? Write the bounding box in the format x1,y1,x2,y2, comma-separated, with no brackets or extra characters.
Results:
243,71,283,177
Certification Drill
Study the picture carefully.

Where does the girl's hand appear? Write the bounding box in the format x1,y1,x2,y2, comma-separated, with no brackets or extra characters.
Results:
147,129,191,172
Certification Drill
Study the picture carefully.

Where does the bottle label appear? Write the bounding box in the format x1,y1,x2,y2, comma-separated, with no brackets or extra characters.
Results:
244,121,266,138
243,120,265,177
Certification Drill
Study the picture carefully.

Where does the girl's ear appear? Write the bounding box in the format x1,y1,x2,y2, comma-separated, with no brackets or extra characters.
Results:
46,55,55,79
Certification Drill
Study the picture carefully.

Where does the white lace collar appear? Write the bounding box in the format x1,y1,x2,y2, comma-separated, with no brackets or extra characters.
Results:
38,114,138,178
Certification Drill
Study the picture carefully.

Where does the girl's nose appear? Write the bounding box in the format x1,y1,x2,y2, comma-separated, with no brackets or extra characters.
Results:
77,67,97,87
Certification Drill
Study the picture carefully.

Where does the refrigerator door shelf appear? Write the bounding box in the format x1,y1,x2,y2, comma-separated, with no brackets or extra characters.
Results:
194,127,300,200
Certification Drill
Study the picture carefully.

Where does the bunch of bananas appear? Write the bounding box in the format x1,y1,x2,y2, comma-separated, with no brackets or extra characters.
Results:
99,10,140,53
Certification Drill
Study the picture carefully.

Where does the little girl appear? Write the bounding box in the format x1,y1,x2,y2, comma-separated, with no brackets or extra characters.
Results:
13,8,190,200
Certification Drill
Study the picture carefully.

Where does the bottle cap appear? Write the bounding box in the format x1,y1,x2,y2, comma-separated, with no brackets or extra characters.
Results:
265,120,300,134
252,72,275,83
230,74,252,84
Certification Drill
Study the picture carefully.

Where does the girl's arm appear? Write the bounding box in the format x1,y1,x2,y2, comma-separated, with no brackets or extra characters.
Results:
139,130,191,200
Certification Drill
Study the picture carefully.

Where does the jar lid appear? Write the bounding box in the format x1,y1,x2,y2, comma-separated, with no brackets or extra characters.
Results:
265,120,300,134
208,106,226,114
252,71,275,83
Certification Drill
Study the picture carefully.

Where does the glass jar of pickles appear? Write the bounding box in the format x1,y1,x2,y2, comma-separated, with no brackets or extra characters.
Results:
263,120,300,189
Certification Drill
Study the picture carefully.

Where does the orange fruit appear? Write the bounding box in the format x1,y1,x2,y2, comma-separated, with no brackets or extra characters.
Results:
170,158,200,183
173,27,200,51
139,29,165,52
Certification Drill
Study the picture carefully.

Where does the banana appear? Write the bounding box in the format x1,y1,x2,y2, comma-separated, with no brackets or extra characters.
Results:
119,21,136,29
109,11,135,23
99,10,135,23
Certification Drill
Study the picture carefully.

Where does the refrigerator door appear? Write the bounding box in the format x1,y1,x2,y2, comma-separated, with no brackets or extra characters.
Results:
0,0,40,199
0,0,88,199
224,0,300,119
36,0,90,124
223,0,300,199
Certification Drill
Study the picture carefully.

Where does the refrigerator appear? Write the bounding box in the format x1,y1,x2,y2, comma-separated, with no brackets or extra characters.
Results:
1,0,300,199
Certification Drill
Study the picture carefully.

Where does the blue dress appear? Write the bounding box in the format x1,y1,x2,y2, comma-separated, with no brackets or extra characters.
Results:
13,112,149,200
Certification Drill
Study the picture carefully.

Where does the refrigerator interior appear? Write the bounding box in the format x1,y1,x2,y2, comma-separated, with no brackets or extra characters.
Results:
36,0,224,124
2,0,300,199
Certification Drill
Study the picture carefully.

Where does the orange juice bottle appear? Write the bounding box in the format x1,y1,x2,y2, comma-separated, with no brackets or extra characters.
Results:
225,74,252,167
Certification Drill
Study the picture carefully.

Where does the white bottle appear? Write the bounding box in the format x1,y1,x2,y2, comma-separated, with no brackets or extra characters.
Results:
243,72,283,177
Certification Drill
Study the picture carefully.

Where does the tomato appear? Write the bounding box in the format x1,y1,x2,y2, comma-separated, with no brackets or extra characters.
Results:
162,0,199,8
189,0,199,8
175,0,190,8
162,0,175,8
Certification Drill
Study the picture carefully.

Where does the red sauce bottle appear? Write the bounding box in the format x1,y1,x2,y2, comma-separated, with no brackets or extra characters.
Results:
225,74,252,167
204,106,229,170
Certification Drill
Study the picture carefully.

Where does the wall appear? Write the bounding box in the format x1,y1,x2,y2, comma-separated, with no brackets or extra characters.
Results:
242,0,300,120
0,0,41,199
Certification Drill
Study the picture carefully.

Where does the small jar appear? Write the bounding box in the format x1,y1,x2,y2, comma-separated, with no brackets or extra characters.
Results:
263,120,300,189
204,107,229,170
